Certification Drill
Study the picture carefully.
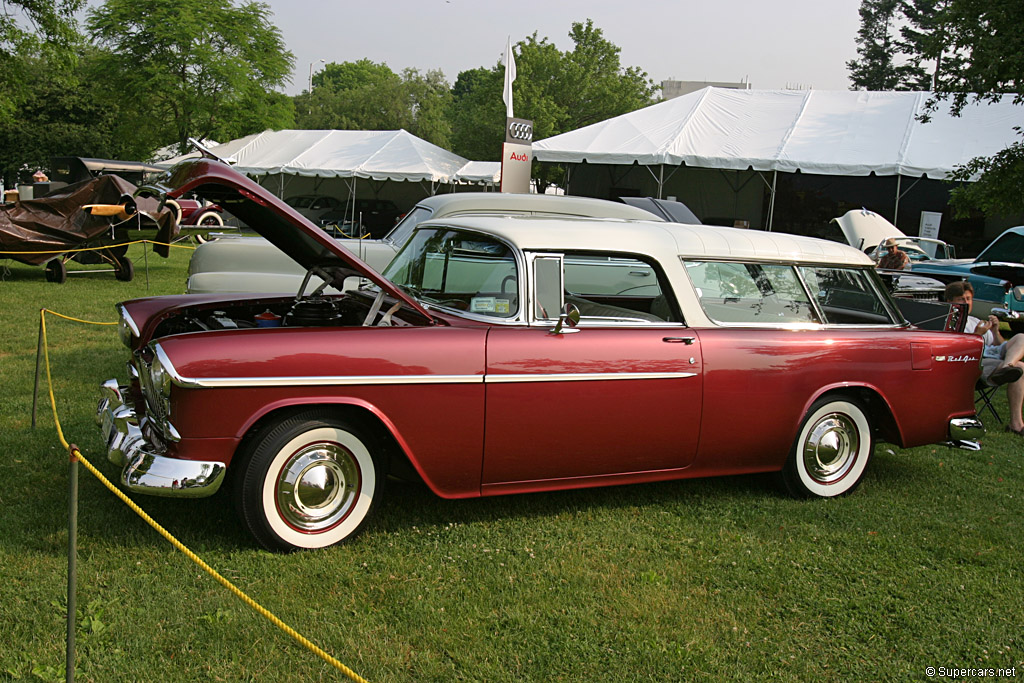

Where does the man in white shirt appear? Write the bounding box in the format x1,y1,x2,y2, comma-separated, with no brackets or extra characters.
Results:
945,281,1024,435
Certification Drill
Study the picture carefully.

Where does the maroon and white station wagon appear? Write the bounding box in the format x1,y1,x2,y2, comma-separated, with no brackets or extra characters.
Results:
98,159,984,551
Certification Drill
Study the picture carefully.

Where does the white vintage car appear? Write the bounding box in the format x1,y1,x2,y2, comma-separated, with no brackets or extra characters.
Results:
186,193,661,295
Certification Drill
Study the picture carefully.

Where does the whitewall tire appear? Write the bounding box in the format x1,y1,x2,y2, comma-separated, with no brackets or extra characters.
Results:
195,211,224,227
781,398,872,498
234,411,384,551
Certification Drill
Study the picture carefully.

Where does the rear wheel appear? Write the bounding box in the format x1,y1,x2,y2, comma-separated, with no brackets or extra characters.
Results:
233,410,385,551
164,198,183,225
196,211,224,227
781,397,872,498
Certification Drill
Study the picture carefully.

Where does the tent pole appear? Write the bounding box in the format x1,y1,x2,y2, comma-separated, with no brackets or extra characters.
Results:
767,170,777,231
349,178,357,229
893,175,902,228
658,165,664,200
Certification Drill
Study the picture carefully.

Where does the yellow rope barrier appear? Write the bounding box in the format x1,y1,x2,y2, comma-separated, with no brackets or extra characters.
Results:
40,309,370,683
42,310,117,326
0,239,195,256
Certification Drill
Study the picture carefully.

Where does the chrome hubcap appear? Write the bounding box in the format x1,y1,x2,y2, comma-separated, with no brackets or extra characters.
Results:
802,412,859,484
276,443,360,532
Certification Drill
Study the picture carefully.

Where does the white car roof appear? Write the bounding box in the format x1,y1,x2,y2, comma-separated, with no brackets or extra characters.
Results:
414,192,663,222
427,215,875,266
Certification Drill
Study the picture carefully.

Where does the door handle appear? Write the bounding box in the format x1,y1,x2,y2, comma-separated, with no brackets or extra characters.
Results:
663,337,695,345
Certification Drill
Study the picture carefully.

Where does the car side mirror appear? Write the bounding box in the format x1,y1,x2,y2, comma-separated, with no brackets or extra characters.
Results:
550,303,580,335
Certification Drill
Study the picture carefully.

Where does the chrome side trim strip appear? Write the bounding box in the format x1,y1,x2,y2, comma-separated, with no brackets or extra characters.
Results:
486,372,697,383
180,374,486,388
152,343,699,389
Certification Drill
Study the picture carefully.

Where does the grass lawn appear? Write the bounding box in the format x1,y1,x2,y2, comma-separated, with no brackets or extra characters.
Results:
1,239,1021,682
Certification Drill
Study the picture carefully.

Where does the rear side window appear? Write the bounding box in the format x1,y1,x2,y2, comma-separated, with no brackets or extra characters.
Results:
686,261,818,324
799,266,897,325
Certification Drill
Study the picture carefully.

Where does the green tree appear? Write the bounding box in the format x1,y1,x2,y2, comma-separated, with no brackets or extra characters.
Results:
449,20,657,164
295,59,452,148
0,1,83,117
899,0,962,90
86,0,294,156
916,0,1024,214
847,0,928,90
0,44,173,185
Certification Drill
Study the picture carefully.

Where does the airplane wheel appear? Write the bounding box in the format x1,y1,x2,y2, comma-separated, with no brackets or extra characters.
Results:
45,259,67,284
114,256,135,282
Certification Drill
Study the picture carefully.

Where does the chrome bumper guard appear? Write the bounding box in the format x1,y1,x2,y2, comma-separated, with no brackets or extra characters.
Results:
96,379,225,498
948,416,986,451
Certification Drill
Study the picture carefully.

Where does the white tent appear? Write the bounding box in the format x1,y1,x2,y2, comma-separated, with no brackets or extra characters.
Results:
453,161,501,185
172,128,470,183
534,87,1021,178
534,88,1023,229
163,129,482,221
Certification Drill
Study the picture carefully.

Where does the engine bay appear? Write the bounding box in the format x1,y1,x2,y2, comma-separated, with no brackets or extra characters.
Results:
150,289,418,340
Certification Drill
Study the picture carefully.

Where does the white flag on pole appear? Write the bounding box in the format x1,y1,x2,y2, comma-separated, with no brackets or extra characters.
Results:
502,36,516,119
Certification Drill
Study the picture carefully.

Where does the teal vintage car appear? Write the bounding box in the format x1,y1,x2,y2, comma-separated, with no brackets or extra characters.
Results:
909,226,1024,329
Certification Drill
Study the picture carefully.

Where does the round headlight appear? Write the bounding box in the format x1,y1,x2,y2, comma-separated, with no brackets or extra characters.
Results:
118,317,133,348
150,356,171,397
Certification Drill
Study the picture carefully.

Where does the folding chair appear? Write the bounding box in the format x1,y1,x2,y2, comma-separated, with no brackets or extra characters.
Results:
975,378,1001,422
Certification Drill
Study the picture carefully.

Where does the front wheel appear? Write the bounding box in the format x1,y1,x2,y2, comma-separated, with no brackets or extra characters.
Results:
233,410,385,551
780,397,872,498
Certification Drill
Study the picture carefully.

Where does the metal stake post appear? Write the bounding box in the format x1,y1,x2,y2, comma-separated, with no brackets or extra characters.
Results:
66,450,78,683
31,311,43,429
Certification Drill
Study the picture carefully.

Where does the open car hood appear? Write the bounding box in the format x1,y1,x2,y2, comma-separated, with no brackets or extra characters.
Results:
139,159,431,319
832,208,905,251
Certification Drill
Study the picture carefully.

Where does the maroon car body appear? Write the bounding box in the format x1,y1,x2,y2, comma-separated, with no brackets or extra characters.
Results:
97,159,984,551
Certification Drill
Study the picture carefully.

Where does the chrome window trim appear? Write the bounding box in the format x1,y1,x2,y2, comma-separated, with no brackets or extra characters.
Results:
527,251,565,325
573,318,686,328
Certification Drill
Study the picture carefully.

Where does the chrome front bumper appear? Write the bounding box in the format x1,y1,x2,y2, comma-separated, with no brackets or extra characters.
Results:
948,416,986,451
96,379,225,498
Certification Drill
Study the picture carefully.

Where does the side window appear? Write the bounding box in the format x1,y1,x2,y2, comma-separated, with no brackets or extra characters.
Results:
561,253,680,324
686,261,818,325
799,266,897,325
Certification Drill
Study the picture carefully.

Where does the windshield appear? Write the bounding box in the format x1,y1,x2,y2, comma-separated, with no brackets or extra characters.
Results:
285,196,313,209
870,237,951,262
387,205,433,246
382,227,519,318
976,230,1024,264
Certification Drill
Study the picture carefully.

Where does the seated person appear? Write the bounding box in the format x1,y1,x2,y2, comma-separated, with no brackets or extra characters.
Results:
877,237,910,270
945,281,1024,435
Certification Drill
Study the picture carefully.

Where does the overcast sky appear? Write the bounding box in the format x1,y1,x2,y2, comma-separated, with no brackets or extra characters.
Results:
264,0,863,96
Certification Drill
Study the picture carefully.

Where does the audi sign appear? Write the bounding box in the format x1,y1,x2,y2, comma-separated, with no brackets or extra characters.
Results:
505,117,534,144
